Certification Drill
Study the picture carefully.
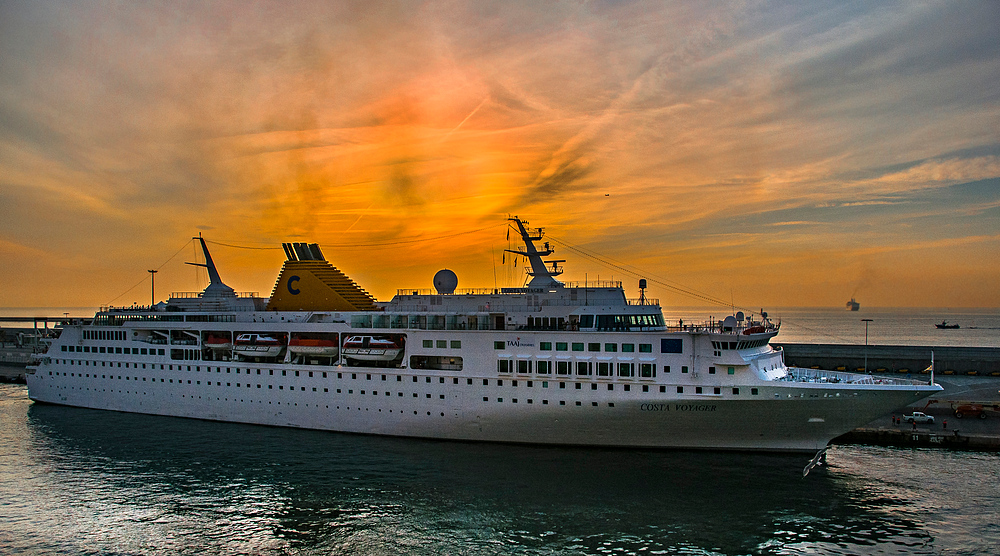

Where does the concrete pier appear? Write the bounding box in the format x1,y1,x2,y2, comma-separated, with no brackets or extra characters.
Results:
777,343,1000,376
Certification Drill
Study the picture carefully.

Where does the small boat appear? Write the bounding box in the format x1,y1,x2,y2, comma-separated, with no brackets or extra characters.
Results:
935,321,960,329
342,335,402,361
288,337,339,356
203,334,232,350
846,298,860,311
233,333,285,357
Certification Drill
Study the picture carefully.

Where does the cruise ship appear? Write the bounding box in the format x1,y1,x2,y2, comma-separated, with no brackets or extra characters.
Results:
26,218,941,453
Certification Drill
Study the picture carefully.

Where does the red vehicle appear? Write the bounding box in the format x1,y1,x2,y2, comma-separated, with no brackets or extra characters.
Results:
954,404,988,419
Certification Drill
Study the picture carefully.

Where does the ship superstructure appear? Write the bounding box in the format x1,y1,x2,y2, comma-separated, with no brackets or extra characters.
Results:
26,218,940,452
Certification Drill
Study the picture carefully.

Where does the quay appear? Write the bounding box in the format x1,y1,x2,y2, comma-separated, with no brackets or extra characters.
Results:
777,343,1000,376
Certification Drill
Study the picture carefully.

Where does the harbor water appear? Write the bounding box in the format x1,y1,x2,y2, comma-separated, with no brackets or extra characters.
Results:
665,307,1000,348
2,384,999,555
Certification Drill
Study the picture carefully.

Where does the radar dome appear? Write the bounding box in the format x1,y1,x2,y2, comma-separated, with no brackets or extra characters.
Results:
433,269,458,294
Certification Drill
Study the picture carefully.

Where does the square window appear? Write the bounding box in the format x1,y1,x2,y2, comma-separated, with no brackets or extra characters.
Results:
437,340,447,349
639,343,652,353
682,366,689,373
451,340,461,349
556,342,568,351
588,343,600,352
728,367,735,375
751,388,759,395
494,341,505,349
696,387,703,394
540,342,552,351
677,386,684,393
604,343,617,352
621,343,634,352
709,366,716,374
660,339,683,353
733,388,740,395
572,343,584,352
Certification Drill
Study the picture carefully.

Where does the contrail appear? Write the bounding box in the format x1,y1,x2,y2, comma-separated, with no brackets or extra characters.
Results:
441,95,490,142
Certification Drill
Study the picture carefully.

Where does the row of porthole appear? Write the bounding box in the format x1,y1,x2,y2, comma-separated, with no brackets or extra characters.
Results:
49,371,752,398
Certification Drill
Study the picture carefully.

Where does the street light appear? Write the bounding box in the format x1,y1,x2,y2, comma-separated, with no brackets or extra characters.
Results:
861,318,873,373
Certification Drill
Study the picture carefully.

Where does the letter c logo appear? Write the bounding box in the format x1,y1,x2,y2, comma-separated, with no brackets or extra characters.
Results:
287,276,300,295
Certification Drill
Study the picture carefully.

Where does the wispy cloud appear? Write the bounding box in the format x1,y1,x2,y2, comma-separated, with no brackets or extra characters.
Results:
0,1,997,306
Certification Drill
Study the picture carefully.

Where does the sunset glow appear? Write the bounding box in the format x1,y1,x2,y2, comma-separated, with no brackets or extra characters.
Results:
1,1,998,309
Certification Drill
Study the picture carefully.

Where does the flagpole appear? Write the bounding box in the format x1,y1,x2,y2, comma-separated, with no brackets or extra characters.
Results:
930,350,935,386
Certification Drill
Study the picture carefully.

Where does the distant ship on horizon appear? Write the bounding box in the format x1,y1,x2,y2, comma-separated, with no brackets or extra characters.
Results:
846,298,860,311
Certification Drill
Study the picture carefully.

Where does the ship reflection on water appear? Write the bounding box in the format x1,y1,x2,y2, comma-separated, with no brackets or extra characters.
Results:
10,402,986,555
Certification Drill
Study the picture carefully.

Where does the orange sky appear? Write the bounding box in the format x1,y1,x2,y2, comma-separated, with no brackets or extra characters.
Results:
1,1,999,310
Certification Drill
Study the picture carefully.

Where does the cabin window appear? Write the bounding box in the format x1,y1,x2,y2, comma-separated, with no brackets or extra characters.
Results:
539,342,552,351
604,343,617,352
517,360,531,374
660,339,683,353
588,343,600,352
618,363,634,377
494,341,505,349
451,340,461,349
536,361,551,374
576,362,591,376
424,340,433,348
556,342,567,351
597,362,611,376
498,360,513,373
556,361,570,375
572,343,584,352
436,340,447,349
621,344,634,353
640,363,655,378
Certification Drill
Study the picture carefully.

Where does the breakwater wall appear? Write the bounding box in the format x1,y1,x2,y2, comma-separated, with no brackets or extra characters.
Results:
777,343,1000,376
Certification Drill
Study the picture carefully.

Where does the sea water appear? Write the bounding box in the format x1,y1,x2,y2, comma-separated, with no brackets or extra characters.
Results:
665,307,1000,348
1,384,998,555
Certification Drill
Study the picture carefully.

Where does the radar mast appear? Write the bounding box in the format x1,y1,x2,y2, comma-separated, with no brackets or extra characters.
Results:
505,217,564,288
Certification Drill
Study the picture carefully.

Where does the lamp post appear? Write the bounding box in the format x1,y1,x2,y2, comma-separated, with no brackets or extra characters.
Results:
148,270,158,307
861,318,873,373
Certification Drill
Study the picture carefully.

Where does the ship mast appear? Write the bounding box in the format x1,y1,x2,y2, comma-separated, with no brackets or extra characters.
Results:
186,234,235,298
504,217,564,288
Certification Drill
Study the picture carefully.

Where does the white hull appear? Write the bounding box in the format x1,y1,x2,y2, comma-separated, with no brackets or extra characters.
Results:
25,360,934,453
